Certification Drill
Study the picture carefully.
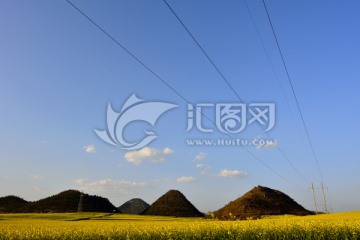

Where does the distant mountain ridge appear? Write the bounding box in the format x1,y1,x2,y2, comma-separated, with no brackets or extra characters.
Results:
142,190,204,217
118,198,150,214
0,196,28,213
1,186,312,218
214,185,313,220
0,190,119,213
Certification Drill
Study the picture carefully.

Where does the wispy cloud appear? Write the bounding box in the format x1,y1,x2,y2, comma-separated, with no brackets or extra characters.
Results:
83,144,96,154
74,178,147,194
75,178,88,185
196,164,206,168
195,163,211,175
194,152,207,161
30,175,44,180
218,169,247,178
124,147,174,165
176,176,195,183
32,185,42,191
87,179,147,187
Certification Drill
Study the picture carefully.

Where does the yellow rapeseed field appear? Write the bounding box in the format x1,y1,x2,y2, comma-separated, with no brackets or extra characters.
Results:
0,212,359,239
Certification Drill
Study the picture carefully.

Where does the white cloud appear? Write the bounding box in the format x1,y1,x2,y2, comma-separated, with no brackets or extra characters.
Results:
75,178,88,185
195,163,211,175
30,175,44,180
124,147,174,165
196,164,206,168
194,152,207,161
74,178,147,194
88,179,147,187
201,167,211,175
218,169,247,178
83,144,96,154
163,147,174,154
176,176,196,183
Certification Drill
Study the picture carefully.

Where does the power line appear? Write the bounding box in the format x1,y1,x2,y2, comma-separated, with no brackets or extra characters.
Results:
242,0,311,185
242,0,305,143
163,0,309,185
163,0,244,103
262,0,324,181
65,0,184,103
64,0,302,190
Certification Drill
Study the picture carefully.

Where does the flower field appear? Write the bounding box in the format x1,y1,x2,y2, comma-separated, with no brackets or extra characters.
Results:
0,212,359,239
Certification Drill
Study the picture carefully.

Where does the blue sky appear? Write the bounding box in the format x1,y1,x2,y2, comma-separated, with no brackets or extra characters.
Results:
1,0,360,213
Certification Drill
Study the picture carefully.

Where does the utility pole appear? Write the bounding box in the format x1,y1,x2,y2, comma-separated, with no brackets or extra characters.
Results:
77,192,84,213
321,182,328,213
309,183,318,214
